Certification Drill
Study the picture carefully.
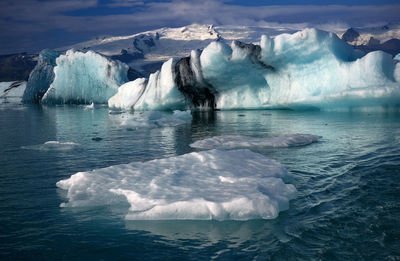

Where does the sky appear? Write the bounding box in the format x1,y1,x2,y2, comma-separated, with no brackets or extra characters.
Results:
0,0,399,55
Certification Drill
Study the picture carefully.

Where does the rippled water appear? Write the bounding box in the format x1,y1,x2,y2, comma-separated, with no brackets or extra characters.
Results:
1,105,399,260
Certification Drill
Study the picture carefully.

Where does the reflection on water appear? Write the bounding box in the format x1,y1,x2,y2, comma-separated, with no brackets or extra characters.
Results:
125,220,272,246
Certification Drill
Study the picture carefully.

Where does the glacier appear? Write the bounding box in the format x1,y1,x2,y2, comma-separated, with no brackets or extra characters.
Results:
57,149,296,221
109,28,400,111
41,50,130,104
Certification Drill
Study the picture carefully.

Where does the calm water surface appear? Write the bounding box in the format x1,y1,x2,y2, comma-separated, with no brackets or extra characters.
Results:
0,104,399,260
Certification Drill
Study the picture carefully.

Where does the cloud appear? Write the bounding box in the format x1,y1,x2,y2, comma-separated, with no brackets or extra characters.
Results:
0,0,399,54
106,0,145,7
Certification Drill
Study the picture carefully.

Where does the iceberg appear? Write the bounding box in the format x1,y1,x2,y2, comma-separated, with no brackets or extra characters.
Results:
190,134,321,150
109,28,400,111
57,149,296,221
22,49,61,103
42,50,130,104
203,29,399,109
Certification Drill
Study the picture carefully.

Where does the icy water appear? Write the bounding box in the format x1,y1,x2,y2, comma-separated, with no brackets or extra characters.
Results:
1,105,399,260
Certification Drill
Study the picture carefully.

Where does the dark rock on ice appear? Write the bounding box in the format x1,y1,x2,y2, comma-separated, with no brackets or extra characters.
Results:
355,39,400,56
111,49,144,63
341,28,360,42
0,53,37,82
4,80,24,92
174,56,217,109
232,41,275,71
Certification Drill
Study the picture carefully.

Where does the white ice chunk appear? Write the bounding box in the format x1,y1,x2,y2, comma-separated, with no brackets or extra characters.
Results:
84,102,94,109
57,149,297,221
134,58,186,110
21,141,80,151
190,134,321,150
108,78,147,110
119,110,192,128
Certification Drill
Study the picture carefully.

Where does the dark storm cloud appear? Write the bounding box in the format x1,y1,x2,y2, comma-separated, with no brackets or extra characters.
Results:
0,0,399,54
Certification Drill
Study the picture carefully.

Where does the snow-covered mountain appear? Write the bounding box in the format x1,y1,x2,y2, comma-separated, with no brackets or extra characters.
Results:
339,24,400,46
58,24,302,75
58,23,400,76
340,24,400,56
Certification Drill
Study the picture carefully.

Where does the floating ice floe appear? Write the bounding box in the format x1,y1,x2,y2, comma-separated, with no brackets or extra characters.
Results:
190,134,321,150
57,149,297,221
84,102,94,110
119,110,192,128
21,141,80,151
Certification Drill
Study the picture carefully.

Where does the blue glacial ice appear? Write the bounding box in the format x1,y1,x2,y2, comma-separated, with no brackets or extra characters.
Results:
57,149,296,220
22,49,61,103
42,50,130,104
109,28,400,111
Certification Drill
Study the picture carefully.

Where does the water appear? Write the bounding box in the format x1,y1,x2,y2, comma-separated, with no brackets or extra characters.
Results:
1,104,399,260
